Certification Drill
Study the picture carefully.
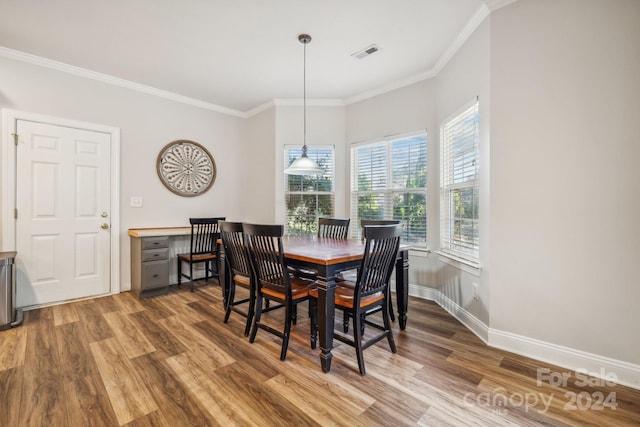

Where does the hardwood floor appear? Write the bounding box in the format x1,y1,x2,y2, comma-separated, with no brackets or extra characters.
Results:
0,282,638,426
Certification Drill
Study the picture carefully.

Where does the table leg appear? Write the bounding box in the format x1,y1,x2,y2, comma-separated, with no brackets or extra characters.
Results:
395,250,409,330
316,270,336,373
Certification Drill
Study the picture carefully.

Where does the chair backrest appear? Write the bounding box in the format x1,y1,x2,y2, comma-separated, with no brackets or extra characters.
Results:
355,224,402,300
360,219,401,241
189,217,225,255
317,217,350,239
243,223,290,296
219,221,251,277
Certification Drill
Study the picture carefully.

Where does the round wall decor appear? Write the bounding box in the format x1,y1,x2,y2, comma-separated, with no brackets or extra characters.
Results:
156,140,216,197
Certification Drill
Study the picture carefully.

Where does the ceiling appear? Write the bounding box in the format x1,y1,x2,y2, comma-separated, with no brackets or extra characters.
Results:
0,0,498,116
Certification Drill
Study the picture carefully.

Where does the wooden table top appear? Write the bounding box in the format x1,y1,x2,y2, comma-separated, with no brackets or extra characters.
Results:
282,235,367,265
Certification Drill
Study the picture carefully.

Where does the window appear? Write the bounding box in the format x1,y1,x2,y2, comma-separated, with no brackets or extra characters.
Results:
440,100,479,261
350,132,427,246
284,146,335,235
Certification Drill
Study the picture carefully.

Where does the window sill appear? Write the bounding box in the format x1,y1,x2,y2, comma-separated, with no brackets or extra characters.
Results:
434,250,481,276
407,247,431,258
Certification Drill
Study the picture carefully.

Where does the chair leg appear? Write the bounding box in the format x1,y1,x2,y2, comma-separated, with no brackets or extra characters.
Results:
280,303,292,361
223,283,235,323
309,298,317,349
388,290,395,322
353,309,366,375
343,310,350,333
249,295,262,343
189,263,194,292
383,298,397,353
245,287,256,337
177,259,182,287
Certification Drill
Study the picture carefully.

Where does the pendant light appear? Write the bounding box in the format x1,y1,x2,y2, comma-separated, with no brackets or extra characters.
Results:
284,34,324,176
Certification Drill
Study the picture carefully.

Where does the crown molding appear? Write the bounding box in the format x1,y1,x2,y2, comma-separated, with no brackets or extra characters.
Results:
431,4,490,76
483,0,519,12
1,1,517,116
344,69,436,106
0,46,246,118
345,3,491,106
272,99,345,107
245,99,345,118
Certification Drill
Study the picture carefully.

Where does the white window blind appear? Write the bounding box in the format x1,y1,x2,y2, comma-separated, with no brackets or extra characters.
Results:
440,100,479,261
350,132,427,246
284,146,335,235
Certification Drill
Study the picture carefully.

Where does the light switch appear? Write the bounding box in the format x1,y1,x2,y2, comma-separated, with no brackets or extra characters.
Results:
130,197,143,208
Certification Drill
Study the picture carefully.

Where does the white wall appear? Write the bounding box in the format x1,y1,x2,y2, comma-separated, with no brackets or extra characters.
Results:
434,18,491,329
345,0,640,387
275,105,347,224
489,0,640,373
346,78,440,298
244,107,276,223
0,56,245,291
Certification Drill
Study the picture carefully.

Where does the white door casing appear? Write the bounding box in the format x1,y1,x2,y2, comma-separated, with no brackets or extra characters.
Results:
1,110,120,308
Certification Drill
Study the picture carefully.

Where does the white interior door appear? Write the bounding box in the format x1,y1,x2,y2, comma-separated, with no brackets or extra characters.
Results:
15,119,112,307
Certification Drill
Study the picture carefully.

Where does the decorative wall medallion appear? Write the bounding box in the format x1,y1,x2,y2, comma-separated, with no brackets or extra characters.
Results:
156,140,216,197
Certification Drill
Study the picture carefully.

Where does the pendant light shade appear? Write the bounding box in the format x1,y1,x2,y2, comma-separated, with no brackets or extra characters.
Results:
284,34,324,176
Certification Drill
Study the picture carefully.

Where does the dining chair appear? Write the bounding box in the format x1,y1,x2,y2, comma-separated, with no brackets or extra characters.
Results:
243,223,316,361
341,219,402,329
177,217,225,292
317,217,350,239
220,221,254,336
291,217,352,282
309,223,401,375
360,219,401,241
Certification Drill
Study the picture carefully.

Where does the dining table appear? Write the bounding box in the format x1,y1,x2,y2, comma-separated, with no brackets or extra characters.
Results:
220,234,409,373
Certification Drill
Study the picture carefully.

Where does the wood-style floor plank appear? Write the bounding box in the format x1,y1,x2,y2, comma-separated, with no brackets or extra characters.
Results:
0,283,638,426
90,337,159,425
0,324,26,370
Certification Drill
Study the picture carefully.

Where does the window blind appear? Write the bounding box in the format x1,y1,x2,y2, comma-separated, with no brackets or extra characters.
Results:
350,132,427,246
440,100,479,260
284,146,335,235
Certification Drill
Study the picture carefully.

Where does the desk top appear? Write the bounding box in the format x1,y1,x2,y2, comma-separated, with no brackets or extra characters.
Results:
128,227,191,238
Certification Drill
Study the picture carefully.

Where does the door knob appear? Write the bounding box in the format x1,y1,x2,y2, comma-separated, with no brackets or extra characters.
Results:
101,223,109,229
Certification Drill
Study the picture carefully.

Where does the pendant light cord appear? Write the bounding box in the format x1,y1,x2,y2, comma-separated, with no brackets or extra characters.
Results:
302,37,307,154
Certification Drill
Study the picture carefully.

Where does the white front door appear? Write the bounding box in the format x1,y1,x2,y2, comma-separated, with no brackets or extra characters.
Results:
15,119,112,307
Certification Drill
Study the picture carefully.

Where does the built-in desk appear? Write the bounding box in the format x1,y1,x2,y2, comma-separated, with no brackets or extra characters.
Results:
128,227,192,298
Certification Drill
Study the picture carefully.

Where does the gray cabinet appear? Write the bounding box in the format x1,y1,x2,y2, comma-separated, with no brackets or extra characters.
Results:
130,236,170,298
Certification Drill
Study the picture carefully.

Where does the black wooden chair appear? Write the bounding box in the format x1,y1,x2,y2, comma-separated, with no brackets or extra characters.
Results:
177,217,225,292
243,223,316,361
310,223,401,375
220,221,254,336
317,217,350,239
360,219,401,241
291,217,352,281
341,219,402,329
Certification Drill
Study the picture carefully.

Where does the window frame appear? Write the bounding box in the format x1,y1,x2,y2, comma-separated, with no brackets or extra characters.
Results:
284,145,335,236
439,99,480,262
350,131,428,247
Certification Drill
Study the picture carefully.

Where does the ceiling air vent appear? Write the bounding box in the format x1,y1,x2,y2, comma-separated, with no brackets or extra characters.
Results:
351,44,380,59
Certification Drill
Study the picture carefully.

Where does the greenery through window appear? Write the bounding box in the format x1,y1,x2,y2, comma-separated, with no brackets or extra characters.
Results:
285,146,334,235
440,100,479,261
350,132,427,246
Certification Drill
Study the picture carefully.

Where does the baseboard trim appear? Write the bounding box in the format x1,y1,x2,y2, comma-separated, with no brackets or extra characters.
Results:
408,285,640,391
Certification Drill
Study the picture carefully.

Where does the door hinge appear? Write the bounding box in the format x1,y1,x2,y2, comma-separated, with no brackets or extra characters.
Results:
13,133,18,146
14,208,18,219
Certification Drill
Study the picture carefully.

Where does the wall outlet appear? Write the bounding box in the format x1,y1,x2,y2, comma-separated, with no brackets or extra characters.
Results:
130,196,143,208
472,282,480,301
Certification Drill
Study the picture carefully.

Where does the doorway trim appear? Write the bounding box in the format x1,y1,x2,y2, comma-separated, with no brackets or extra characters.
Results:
2,109,121,298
